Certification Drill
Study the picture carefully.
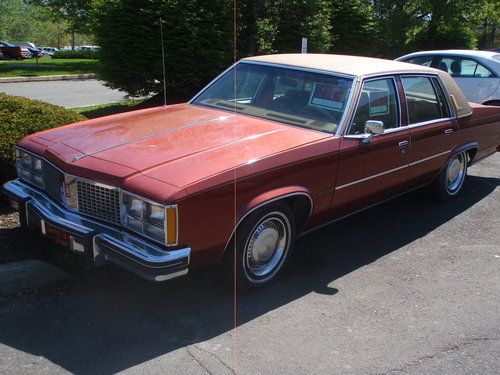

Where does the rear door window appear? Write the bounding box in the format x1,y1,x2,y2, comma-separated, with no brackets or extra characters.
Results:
401,76,447,125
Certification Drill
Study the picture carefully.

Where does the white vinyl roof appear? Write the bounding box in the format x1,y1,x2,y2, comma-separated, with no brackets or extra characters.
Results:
242,53,442,78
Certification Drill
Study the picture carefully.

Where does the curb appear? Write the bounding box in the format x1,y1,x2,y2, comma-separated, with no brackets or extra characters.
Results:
0,259,67,297
0,73,97,83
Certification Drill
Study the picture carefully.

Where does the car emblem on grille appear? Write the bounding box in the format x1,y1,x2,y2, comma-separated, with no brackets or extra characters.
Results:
63,182,71,198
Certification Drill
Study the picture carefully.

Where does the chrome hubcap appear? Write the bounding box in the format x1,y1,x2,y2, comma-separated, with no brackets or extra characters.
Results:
245,215,289,278
446,153,466,193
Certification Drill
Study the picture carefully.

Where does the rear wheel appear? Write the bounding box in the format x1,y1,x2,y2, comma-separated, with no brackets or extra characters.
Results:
432,152,467,201
225,203,295,291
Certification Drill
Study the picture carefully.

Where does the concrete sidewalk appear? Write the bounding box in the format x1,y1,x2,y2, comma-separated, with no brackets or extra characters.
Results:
0,73,97,84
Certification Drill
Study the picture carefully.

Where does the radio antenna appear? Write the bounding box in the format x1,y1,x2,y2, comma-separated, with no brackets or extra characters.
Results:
160,17,167,106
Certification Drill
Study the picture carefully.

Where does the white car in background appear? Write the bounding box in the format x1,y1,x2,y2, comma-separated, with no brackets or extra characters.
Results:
40,47,59,56
396,50,500,106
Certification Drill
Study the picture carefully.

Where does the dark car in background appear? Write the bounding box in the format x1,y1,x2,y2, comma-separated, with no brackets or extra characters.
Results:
0,41,30,59
11,41,42,58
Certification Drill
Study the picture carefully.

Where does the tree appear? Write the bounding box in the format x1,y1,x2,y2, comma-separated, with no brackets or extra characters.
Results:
407,0,488,50
329,0,374,55
29,0,95,49
372,0,422,57
272,0,332,53
94,0,233,98
0,0,70,47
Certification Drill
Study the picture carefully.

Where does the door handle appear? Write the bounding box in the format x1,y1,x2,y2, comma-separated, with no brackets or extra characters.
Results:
398,140,409,148
444,128,453,134
478,83,494,87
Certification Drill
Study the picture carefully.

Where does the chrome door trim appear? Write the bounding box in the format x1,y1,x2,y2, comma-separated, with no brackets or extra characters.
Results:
300,181,432,237
408,150,451,166
335,149,452,190
335,164,407,191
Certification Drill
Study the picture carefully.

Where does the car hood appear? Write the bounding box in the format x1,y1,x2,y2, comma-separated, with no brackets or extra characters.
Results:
30,104,328,188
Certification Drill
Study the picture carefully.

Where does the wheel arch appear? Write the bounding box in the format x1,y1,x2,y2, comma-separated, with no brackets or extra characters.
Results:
220,186,313,261
481,100,500,107
449,142,478,166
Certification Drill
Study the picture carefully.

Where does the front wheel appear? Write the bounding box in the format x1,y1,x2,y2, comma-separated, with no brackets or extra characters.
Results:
226,203,295,291
432,152,468,201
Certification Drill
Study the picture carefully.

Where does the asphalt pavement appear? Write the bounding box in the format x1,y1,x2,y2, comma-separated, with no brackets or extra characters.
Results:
0,79,128,108
0,154,498,375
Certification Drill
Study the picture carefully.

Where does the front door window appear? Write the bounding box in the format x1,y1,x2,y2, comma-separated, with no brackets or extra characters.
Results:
348,78,399,135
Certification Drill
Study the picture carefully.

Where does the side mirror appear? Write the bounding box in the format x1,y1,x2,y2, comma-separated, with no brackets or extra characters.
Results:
365,120,385,135
361,120,385,144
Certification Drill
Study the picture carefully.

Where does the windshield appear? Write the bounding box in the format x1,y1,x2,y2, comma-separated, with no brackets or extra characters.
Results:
192,62,354,134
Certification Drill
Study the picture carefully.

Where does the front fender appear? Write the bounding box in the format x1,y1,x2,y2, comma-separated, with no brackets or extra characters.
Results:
236,185,312,224
220,186,313,260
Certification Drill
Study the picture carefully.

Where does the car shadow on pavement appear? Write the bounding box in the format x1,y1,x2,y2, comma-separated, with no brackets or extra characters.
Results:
0,174,498,374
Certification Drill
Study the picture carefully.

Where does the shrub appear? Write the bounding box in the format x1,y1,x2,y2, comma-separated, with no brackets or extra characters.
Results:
0,94,86,185
52,50,99,59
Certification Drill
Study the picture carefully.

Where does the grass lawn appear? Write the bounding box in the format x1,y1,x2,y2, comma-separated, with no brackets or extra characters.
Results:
71,100,144,119
0,56,100,78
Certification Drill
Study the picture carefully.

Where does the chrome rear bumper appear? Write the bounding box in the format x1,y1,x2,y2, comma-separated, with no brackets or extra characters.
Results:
2,179,190,282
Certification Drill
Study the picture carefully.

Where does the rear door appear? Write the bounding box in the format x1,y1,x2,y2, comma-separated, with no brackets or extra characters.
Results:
332,76,410,218
400,75,458,189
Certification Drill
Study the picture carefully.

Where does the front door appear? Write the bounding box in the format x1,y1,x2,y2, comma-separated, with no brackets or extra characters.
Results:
331,77,410,219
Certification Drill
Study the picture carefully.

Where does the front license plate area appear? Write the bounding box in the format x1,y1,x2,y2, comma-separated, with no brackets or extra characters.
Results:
41,220,71,248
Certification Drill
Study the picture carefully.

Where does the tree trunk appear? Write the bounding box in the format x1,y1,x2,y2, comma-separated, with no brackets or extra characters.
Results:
71,31,75,50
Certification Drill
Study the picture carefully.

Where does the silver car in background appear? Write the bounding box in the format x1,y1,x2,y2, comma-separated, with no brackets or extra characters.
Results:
396,50,500,106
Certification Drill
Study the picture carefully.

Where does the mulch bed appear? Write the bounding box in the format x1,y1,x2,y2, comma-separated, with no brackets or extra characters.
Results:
0,204,39,264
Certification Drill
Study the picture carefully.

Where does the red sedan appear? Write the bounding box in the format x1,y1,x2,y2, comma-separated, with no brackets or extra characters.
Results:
3,54,499,290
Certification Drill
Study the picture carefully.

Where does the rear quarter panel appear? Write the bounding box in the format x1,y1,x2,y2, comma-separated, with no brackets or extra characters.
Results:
460,104,500,162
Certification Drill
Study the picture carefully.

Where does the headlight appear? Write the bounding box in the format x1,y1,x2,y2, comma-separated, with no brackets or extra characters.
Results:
121,192,178,246
16,148,44,188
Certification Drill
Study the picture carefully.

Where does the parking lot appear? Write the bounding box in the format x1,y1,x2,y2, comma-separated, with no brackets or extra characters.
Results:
0,154,498,375
0,79,128,108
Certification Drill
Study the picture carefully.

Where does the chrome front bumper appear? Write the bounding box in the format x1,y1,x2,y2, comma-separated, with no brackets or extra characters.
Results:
2,179,191,282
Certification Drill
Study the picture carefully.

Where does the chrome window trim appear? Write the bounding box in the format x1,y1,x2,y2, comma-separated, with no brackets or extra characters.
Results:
15,146,178,247
189,60,357,136
431,75,457,118
342,75,402,136
189,62,238,104
237,60,357,80
335,149,452,190
400,74,458,127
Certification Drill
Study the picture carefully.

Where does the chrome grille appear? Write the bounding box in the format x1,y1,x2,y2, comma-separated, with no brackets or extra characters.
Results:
77,180,121,224
42,161,64,204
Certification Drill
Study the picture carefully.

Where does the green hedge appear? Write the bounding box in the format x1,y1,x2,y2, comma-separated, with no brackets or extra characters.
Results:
0,94,86,185
52,50,99,59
